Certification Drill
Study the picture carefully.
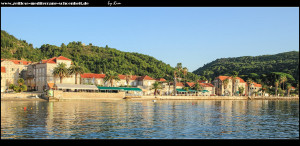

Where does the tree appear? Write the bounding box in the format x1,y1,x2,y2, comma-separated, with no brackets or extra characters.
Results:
52,63,69,83
230,71,239,96
193,81,203,96
17,78,24,85
246,78,253,96
279,75,287,90
125,71,133,87
286,83,292,97
259,84,268,97
238,86,245,96
68,62,84,84
274,79,280,97
183,67,188,85
104,70,120,87
173,63,183,96
183,87,189,96
223,78,229,95
20,85,27,92
151,81,162,97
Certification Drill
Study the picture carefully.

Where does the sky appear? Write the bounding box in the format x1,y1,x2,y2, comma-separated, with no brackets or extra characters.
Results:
1,7,299,72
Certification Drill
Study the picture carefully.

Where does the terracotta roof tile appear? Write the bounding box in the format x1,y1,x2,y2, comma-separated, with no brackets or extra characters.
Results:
217,76,231,81
42,56,71,64
200,83,214,87
253,82,262,87
56,56,72,61
186,82,195,87
131,75,138,80
9,60,32,65
81,73,106,78
176,82,184,87
1,67,6,73
47,83,55,89
139,75,155,80
156,78,166,82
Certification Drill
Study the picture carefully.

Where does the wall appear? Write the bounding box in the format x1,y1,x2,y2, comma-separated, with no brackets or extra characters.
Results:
53,90,125,100
1,92,42,98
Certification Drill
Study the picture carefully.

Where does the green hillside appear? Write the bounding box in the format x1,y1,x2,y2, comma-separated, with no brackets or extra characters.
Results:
1,30,198,81
193,51,299,81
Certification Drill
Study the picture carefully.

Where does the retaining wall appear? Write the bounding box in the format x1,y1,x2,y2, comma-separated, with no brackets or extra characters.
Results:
1,92,42,99
138,95,299,100
53,90,126,100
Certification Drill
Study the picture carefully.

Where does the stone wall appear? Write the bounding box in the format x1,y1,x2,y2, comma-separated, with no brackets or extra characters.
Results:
1,92,42,98
138,95,299,100
53,90,126,100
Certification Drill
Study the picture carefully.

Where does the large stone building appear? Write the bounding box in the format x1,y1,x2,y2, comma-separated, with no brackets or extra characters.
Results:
185,81,215,95
213,76,248,96
26,56,77,92
1,59,32,92
80,73,158,95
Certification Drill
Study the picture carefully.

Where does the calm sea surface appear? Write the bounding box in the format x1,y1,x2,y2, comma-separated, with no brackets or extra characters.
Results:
1,100,299,139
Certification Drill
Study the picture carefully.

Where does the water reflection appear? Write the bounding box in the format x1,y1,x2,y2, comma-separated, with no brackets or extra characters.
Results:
1,100,299,139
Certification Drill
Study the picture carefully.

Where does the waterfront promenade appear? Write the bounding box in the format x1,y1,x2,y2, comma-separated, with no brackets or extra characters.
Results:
1,92,298,101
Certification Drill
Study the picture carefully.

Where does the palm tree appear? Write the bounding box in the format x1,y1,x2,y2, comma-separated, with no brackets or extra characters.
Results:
165,74,173,96
230,71,239,96
104,70,120,87
183,67,188,85
125,71,133,87
193,81,203,96
286,83,292,97
274,79,280,97
151,81,162,97
173,63,182,96
223,78,229,95
53,63,69,83
68,62,84,84
259,84,267,97
238,86,245,96
246,78,253,97
280,75,287,90
183,87,189,96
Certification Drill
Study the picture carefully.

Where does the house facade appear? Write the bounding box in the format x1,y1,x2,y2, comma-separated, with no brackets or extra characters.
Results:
26,56,77,92
185,81,215,95
213,76,247,96
1,59,31,92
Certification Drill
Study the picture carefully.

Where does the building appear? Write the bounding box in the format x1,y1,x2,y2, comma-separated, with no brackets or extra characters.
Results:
248,82,262,96
80,73,158,95
213,76,247,96
1,59,31,92
185,81,215,95
26,56,76,92
80,73,106,86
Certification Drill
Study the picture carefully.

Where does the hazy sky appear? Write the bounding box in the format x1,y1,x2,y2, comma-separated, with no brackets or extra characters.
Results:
1,7,299,72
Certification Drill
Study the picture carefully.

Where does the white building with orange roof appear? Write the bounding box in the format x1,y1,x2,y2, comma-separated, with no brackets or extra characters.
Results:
249,82,262,96
1,66,7,92
213,75,247,96
26,56,76,92
1,59,32,92
185,81,215,95
80,73,106,86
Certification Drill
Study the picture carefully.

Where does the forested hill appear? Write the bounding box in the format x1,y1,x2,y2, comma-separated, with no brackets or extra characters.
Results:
1,30,198,81
193,51,299,81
